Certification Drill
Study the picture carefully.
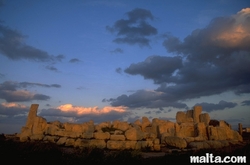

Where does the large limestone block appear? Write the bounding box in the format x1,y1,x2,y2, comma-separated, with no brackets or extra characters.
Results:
74,139,90,148
25,104,39,128
32,116,47,135
124,141,137,150
188,141,210,150
110,135,125,141
29,134,44,141
158,121,175,135
89,140,106,149
43,136,59,143
107,140,125,150
57,137,68,145
163,136,187,149
125,128,145,141
113,121,130,131
194,122,208,140
72,124,83,132
94,132,110,140
133,119,142,126
208,126,219,140
199,113,210,126
176,123,195,138
176,111,193,124
95,121,111,132
193,106,202,123
176,111,186,124
65,138,75,147
82,122,94,133
19,126,32,142
81,133,93,139
142,116,151,131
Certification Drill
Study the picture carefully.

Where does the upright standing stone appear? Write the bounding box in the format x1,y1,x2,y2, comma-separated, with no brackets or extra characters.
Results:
193,106,202,123
26,104,39,128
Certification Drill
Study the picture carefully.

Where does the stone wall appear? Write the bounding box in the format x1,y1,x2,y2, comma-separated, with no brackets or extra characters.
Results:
19,104,243,151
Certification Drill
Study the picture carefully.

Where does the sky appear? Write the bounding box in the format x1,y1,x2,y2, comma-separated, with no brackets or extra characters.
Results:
0,0,249,134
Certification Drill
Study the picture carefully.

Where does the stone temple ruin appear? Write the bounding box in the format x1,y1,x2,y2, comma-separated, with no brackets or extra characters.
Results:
19,104,243,151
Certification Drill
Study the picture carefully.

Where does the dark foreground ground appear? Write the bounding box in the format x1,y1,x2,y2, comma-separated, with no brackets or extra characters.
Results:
0,134,249,165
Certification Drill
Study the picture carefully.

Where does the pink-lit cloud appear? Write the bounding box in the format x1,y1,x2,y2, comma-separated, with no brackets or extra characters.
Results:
56,104,127,115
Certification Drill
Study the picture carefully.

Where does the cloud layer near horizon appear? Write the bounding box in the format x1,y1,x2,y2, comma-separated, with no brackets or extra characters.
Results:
106,8,250,110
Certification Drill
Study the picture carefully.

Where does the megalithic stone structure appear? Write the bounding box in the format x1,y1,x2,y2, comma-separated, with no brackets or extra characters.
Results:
18,104,243,150
26,104,39,128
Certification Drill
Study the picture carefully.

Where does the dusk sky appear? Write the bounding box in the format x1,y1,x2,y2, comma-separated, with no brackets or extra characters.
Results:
0,0,249,134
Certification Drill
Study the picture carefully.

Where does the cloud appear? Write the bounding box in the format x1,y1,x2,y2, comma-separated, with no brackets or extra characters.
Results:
110,48,124,54
106,8,157,47
195,100,237,112
124,55,183,84
0,81,56,102
39,104,130,123
115,67,122,74
241,100,250,106
0,23,62,62
46,65,58,72
105,89,187,109
0,102,29,117
69,58,81,63
106,8,250,109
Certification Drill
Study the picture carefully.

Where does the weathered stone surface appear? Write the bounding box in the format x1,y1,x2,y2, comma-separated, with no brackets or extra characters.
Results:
176,123,195,137
125,128,145,141
194,122,208,141
95,121,111,132
142,116,151,131
107,140,125,150
43,135,59,143
158,121,175,135
94,132,110,140
82,121,95,133
110,135,125,141
57,137,68,145
163,136,187,149
124,141,137,149
188,141,210,150
153,144,161,151
199,113,210,126
113,121,130,131
193,106,202,123
133,119,141,126
81,133,93,139
65,138,75,147
32,116,47,135
74,139,90,148
29,134,44,141
89,140,106,149
176,111,193,124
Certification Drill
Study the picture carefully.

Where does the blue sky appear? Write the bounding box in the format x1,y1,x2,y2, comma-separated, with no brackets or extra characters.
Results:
0,0,249,133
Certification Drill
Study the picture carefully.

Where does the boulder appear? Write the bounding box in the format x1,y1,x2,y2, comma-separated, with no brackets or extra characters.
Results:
142,116,151,131
94,132,110,140
110,135,125,141
163,136,187,149
107,140,125,150
125,128,145,141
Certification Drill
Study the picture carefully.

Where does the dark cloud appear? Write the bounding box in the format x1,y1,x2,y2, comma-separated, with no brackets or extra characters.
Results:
55,54,65,62
105,89,187,109
106,8,157,47
195,100,237,112
115,67,122,74
46,65,58,72
106,9,250,110
69,58,81,63
241,100,250,106
124,55,183,84
0,81,55,102
110,48,124,54
0,23,62,62
0,103,29,117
